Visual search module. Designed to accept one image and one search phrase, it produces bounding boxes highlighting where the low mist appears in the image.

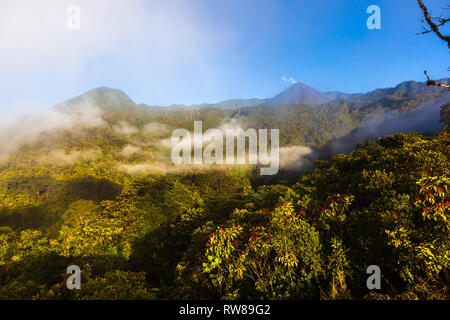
[318,94,449,158]
[0,101,105,160]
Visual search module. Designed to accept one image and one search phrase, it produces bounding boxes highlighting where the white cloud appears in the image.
[218,117,247,132]
[143,122,170,136]
[0,100,105,160]
[279,146,316,171]
[120,145,141,158]
[282,76,297,84]
[46,149,100,164]
[0,0,235,113]
[0,1,226,73]
[113,122,138,136]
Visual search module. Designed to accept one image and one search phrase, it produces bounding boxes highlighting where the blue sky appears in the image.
[0,0,449,118]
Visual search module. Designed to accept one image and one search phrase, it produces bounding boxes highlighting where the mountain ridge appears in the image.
[59,78,449,114]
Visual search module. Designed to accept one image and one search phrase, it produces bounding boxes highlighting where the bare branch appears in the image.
[416,16,450,35]
[424,70,450,90]
[417,0,450,48]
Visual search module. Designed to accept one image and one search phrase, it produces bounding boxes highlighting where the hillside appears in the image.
[0,128,448,300]
[49,78,450,147]
[1,78,447,182]
[0,79,448,300]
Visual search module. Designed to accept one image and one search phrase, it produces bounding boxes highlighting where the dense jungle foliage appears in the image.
[0,125,448,299]
[0,82,448,300]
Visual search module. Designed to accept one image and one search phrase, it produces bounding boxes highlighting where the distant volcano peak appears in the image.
[265,81,333,106]
[57,86,137,112]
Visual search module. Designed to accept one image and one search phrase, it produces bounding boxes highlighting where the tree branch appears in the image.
[417,0,450,48]
[417,16,450,35]
[424,70,450,90]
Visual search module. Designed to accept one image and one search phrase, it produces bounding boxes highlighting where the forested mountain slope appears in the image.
[0,80,448,300]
